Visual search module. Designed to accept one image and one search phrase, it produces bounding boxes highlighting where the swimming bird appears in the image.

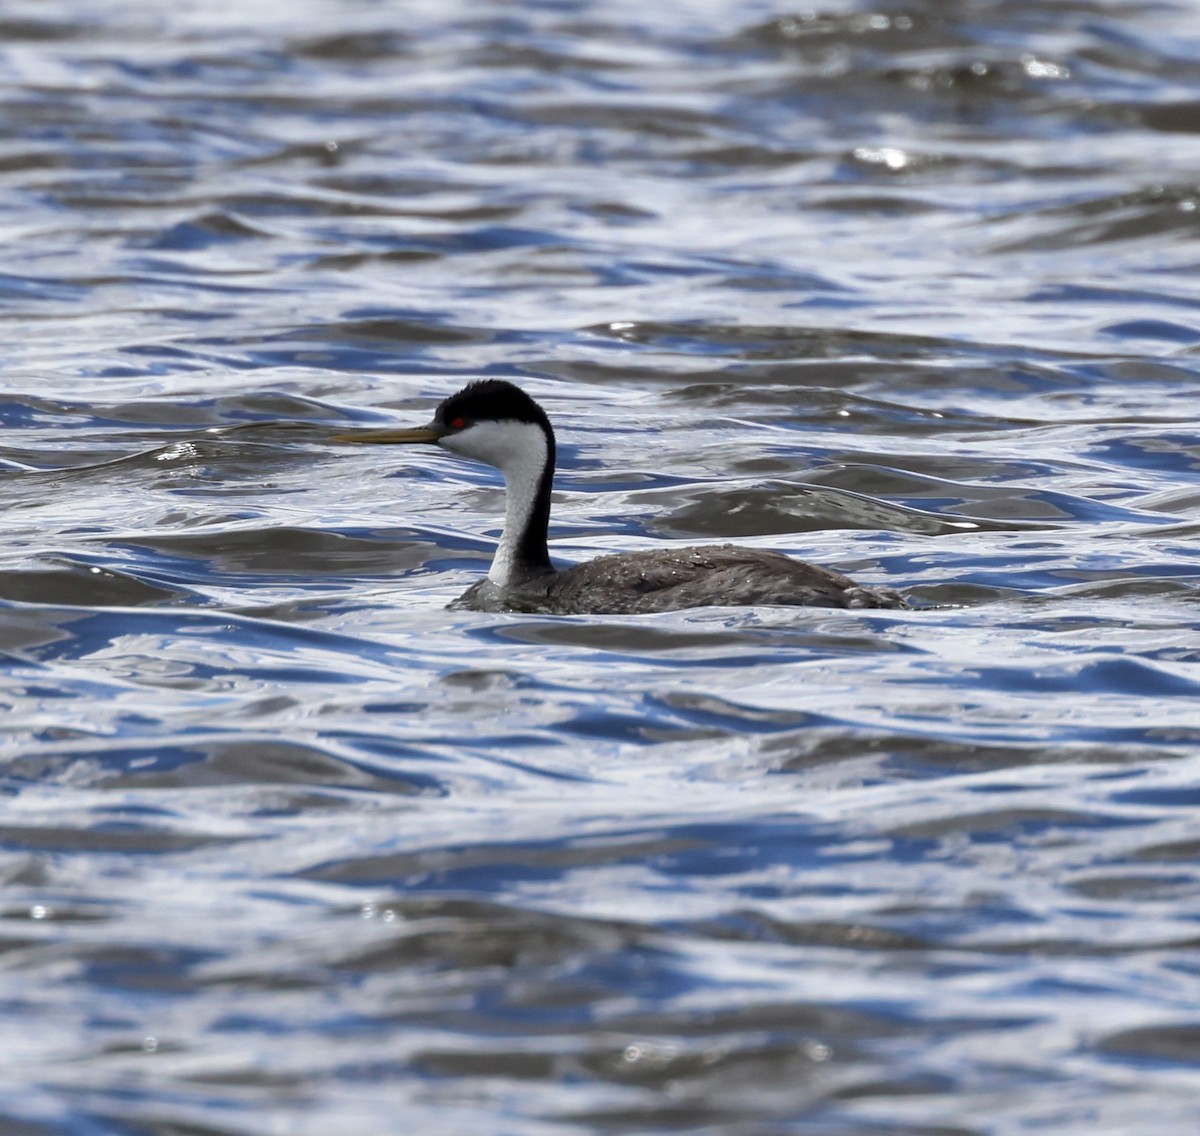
[335,380,903,614]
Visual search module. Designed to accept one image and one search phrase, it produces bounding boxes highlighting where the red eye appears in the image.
[448,416,466,429]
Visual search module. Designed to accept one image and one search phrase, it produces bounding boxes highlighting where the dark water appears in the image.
[2,1,1200,1132]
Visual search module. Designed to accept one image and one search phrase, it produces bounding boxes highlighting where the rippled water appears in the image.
[3,0,1200,1132]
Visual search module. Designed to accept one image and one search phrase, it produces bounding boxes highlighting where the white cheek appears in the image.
[440,421,545,473]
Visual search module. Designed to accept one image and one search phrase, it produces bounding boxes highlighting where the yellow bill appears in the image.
[331,425,445,445]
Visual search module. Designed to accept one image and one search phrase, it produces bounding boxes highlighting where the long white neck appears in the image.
[440,420,553,587]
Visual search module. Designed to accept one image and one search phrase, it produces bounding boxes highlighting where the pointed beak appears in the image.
[331,424,446,445]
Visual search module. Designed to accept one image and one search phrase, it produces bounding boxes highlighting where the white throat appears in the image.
[439,420,549,587]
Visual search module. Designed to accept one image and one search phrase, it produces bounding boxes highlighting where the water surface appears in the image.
[2,1,1200,1133]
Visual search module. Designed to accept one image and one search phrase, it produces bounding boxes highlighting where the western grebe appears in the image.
[335,380,903,614]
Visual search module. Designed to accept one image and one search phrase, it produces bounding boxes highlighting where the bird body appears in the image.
[336,380,903,614]
[457,544,895,614]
